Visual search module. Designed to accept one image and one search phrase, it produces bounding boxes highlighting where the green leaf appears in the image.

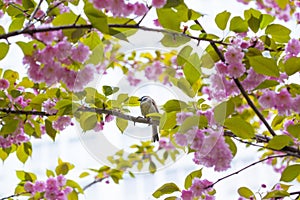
[52,11,86,26]
[45,119,57,141]
[275,0,289,9]
[67,191,79,200]
[0,148,9,161]
[214,100,235,124]
[152,183,180,198]
[29,94,48,111]
[116,117,128,133]
[80,112,98,131]
[224,117,255,139]
[177,78,196,97]
[248,15,261,33]
[184,169,202,189]
[102,85,119,96]
[284,57,300,76]
[149,161,156,173]
[188,9,202,20]
[254,80,279,90]
[54,99,73,116]
[229,16,248,33]
[16,170,37,182]
[22,0,35,9]
[9,16,25,32]
[225,136,237,157]
[287,124,300,139]
[263,190,290,199]
[177,45,193,66]
[1,119,19,135]
[16,41,43,56]
[156,1,189,31]
[248,56,279,77]
[265,24,291,43]
[184,53,201,85]
[16,143,31,164]
[215,10,231,30]
[238,187,255,198]
[3,69,19,83]
[79,172,90,178]
[46,169,55,177]
[163,100,188,112]
[179,116,200,133]
[159,112,177,130]
[66,179,84,194]
[266,135,293,150]
[260,14,275,29]
[280,164,300,182]
[0,42,9,60]
[271,115,285,130]
[84,2,109,34]
[160,34,190,47]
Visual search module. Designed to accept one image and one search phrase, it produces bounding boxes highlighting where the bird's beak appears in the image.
[138,98,142,101]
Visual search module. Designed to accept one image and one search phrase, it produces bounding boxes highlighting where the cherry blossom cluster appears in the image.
[93,114,115,131]
[158,137,175,151]
[23,30,95,92]
[175,126,232,171]
[24,175,72,200]
[91,0,167,17]
[181,178,215,200]
[258,88,300,116]
[237,0,300,22]
[0,122,29,149]
[285,38,300,60]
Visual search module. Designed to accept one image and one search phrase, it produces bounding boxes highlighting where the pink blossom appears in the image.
[174,133,188,146]
[134,3,148,16]
[153,19,161,27]
[190,129,205,150]
[152,0,167,8]
[227,62,246,78]
[0,10,4,18]
[94,121,105,131]
[258,90,276,109]
[190,178,214,199]
[215,62,228,74]
[71,43,90,63]
[53,116,72,131]
[73,64,95,92]
[158,138,175,151]
[145,61,163,81]
[61,68,77,91]
[275,88,292,115]
[57,175,66,187]
[286,38,300,57]
[34,181,46,192]
[43,99,58,115]
[0,78,9,90]
[105,114,114,122]
[242,67,266,91]
[24,182,35,193]
[181,190,193,200]
[292,95,300,113]
[127,71,141,86]
[224,46,244,65]
[176,112,193,124]
[193,129,232,171]
[41,62,62,86]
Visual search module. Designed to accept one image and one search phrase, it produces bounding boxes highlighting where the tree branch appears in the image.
[0,108,54,116]
[0,24,227,45]
[205,154,290,189]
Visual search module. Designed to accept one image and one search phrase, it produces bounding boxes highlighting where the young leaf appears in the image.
[184,169,202,189]
[116,117,128,133]
[229,16,248,33]
[224,117,255,139]
[266,135,293,150]
[152,183,180,198]
[280,164,300,182]
[177,45,193,66]
[238,187,255,198]
[214,100,235,124]
[0,42,9,60]
[215,10,231,30]
[248,56,280,77]
[265,24,291,43]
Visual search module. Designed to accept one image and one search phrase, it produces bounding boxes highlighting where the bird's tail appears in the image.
[152,125,159,142]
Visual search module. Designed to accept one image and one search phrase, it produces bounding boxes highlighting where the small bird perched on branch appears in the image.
[138,96,160,142]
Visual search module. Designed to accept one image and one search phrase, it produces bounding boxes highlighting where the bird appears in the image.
[138,96,160,142]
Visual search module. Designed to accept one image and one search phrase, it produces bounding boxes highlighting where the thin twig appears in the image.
[137,6,152,26]
[205,154,289,189]
[0,192,29,200]
[27,0,44,27]
[83,178,104,191]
